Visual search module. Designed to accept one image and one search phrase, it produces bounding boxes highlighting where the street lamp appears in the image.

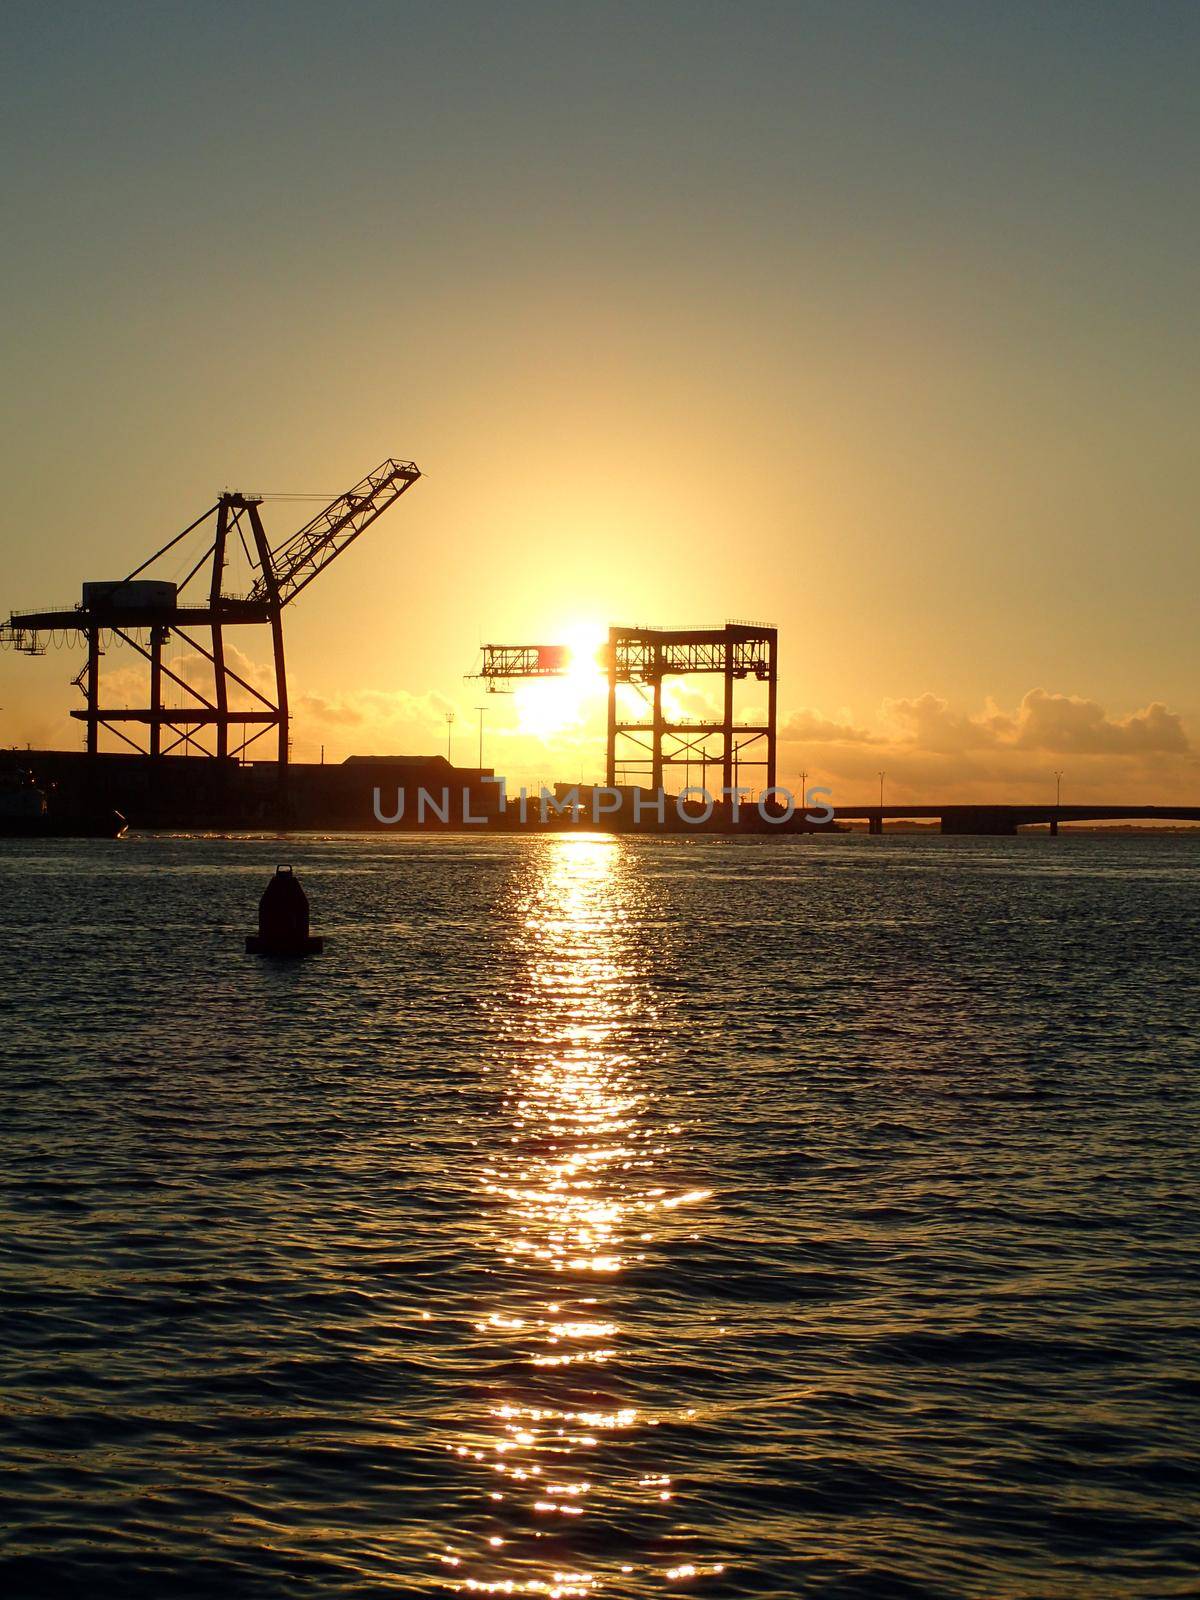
[445,709,456,763]
[475,705,488,771]
[1054,769,1063,808]
[878,770,886,808]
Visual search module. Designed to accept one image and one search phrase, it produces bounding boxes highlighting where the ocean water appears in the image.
[1,831,1198,1600]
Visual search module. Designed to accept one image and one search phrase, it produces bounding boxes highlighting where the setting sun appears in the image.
[514,621,608,740]
[562,620,609,687]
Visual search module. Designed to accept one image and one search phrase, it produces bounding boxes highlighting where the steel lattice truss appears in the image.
[475,622,779,793]
[249,460,419,607]
[1,460,420,772]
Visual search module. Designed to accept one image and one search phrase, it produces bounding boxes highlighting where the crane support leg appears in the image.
[211,498,229,760]
[247,502,288,787]
[651,673,664,794]
[722,643,734,796]
[271,607,288,772]
[149,626,164,757]
[767,632,778,789]
[86,628,100,757]
[605,627,617,787]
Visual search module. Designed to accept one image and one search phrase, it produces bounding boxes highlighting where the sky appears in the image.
[1,0,1197,802]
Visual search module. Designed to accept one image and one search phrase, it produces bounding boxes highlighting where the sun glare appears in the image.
[563,621,608,687]
[515,621,608,740]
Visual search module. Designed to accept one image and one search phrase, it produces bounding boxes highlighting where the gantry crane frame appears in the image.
[1,459,421,775]
[474,621,778,793]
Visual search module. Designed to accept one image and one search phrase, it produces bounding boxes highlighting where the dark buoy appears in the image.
[246,865,324,956]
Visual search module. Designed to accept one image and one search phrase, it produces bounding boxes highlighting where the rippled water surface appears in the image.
[2,832,1198,1599]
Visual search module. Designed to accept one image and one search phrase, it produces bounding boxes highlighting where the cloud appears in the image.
[297,688,455,735]
[1012,689,1189,754]
[781,708,878,744]
[875,689,1190,756]
[296,694,365,727]
[882,693,994,751]
[777,686,1196,804]
[89,639,276,710]
[664,682,720,721]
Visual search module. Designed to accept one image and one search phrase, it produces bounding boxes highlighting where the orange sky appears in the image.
[1,3,1196,804]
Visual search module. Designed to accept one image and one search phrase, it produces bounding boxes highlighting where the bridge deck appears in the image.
[834,805,1200,821]
[831,804,1199,834]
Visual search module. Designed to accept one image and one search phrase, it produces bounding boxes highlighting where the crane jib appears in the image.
[249,459,421,607]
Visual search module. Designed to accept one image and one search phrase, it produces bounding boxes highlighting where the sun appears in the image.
[514,620,608,740]
[562,620,608,688]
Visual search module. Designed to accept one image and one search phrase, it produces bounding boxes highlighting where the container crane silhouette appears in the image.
[471,622,778,793]
[0,459,420,777]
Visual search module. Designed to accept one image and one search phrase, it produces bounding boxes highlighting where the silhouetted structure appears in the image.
[2,748,1194,833]
[476,621,779,793]
[0,750,497,831]
[0,460,421,782]
[246,866,323,956]
[836,804,1200,835]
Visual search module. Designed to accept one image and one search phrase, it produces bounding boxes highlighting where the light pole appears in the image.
[1054,770,1063,808]
[445,710,456,763]
[878,770,886,808]
[475,705,487,771]
[800,768,808,810]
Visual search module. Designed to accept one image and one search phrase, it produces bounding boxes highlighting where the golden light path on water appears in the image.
[436,836,721,1596]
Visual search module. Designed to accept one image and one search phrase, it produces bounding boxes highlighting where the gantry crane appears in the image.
[0,459,420,777]
[473,622,778,792]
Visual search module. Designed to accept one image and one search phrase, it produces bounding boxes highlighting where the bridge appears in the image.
[832,804,1200,835]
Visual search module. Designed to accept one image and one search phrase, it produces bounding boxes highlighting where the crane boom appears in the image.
[249,458,421,607]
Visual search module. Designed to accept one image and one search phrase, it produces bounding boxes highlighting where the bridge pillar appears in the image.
[1049,814,1059,838]
[868,814,883,836]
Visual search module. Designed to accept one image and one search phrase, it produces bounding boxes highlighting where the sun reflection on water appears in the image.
[437,835,720,1595]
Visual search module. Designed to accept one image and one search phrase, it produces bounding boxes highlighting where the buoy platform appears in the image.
[246,865,325,957]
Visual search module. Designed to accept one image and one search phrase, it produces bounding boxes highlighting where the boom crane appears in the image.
[1,458,420,779]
